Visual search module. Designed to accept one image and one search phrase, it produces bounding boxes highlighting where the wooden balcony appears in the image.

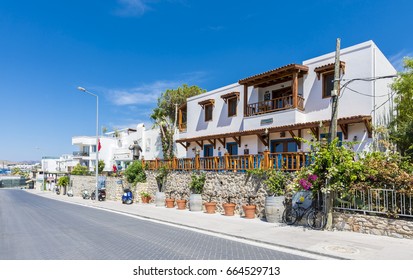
[143,151,310,172]
[246,95,304,116]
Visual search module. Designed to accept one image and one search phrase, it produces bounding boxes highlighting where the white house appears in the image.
[176,41,396,165]
[72,123,184,172]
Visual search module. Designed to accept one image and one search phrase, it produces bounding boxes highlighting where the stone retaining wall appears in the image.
[145,170,269,216]
[333,212,413,239]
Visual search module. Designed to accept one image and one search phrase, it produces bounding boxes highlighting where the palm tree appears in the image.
[150,107,174,160]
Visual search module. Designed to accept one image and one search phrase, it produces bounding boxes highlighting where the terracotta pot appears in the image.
[204,202,217,214]
[223,203,236,216]
[242,204,256,219]
[165,198,175,208]
[176,199,187,210]
[141,196,151,204]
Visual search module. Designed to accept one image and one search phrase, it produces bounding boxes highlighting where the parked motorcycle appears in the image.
[91,187,106,201]
[67,188,74,197]
[82,189,90,199]
[55,186,60,195]
[122,187,133,204]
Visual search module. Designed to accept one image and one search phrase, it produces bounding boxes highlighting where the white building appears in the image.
[72,123,179,172]
[176,41,396,163]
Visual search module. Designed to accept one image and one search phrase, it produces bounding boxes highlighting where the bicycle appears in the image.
[282,191,326,230]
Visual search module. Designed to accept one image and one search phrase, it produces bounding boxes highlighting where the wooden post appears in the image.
[155,158,159,169]
[263,150,270,170]
[243,85,248,117]
[173,157,178,170]
[224,153,229,170]
[248,155,253,170]
[195,154,200,170]
[292,72,298,108]
[214,156,219,171]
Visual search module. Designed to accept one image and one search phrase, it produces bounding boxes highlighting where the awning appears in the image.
[176,115,372,146]
[239,64,309,88]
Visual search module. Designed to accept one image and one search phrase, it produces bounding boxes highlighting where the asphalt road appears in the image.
[0,189,311,260]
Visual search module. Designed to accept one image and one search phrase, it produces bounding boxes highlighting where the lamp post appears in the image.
[77,86,99,202]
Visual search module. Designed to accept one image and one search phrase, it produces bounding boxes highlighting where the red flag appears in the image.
[98,139,102,151]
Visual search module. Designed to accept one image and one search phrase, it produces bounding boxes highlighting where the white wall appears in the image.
[185,83,244,138]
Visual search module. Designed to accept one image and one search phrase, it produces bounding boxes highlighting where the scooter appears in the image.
[91,188,106,201]
[122,187,133,204]
[67,188,74,197]
[82,189,90,199]
[55,186,60,195]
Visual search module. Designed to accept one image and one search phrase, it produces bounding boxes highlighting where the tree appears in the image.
[151,84,206,159]
[389,57,413,160]
[57,176,69,188]
[71,164,89,175]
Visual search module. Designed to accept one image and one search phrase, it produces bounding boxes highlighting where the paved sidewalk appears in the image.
[28,190,413,260]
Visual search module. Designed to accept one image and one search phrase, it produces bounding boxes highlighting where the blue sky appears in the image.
[1,0,412,162]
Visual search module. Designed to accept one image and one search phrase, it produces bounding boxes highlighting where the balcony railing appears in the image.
[73,151,89,157]
[246,95,304,116]
[143,151,310,172]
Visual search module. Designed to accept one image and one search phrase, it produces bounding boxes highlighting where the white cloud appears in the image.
[107,80,181,106]
[115,0,151,17]
[114,0,187,17]
[389,50,413,71]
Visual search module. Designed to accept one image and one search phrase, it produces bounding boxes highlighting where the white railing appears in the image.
[334,189,413,218]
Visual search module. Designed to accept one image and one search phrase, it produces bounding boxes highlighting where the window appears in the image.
[228,97,237,117]
[205,104,213,122]
[91,145,97,153]
[221,92,239,117]
[314,61,345,99]
[198,99,214,122]
[323,72,335,98]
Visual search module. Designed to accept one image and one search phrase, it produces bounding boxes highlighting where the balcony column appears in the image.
[292,72,298,108]
[243,84,248,117]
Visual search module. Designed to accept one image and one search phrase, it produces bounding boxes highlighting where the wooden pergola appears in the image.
[176,115,372,150]
[238,64,309,116]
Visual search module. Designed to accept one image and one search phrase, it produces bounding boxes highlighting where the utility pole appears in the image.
[329,38,341,142]
[325,38,341,230]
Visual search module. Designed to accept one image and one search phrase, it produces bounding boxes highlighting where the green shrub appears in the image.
[124,161,146,185]
[189,172,206,194]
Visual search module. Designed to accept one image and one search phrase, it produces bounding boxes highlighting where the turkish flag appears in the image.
[98,139,102,151]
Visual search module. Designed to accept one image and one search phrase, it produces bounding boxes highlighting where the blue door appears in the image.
[203,144,213,157]
[226,142,238,155]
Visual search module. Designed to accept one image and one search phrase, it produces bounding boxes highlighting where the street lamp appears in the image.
[77,86,99,202]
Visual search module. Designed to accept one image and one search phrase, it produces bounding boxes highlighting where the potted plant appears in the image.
[264,170,289,223]
[165,191,175,208]
[189,172,206,211]
[204,191,217,214]
[176,191,187,210]
[222,193,237,216]
[242,193,257,219]
[140,191,151,204]
[155,166,168,207]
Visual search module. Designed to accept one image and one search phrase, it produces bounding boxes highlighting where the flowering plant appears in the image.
[299,174,318,191]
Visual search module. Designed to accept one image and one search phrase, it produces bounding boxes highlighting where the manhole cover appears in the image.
[323,245,359,254]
